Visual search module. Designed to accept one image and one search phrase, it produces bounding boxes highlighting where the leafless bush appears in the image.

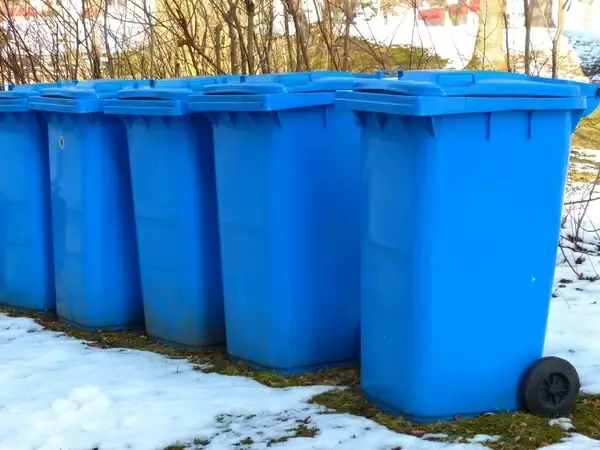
[560,177,600,281]
[0,0,454,84]
[0,0,595,85]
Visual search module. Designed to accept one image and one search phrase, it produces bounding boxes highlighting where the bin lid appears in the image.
[40,79,151,99]
[7,80,76,94]
[117,76,228,100]
[154,76,244,89]
[189,72,374,112]
[30,79,151,113]
[0,81,75,97]
[203,73,360,95]
[203,71,393,93]
[216,71,356,86]
[0,81,77,112]
[335,72,588,117]
[104,76,246,116]
[351,75,582,98]
[117,87,195,100]
[380,69,600,117]
[400,69,599,98]
[105,86,208,116]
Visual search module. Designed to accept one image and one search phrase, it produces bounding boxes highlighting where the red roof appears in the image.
[419,0,480,21]
[5,6,39,17]
[419,7,446,21]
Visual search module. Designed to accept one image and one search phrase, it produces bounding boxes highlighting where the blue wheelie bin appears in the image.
[103,76,239,348]
[29,79,150,330]
[0,81,75,311]
[335,70,600,422]
[187,71,375,374]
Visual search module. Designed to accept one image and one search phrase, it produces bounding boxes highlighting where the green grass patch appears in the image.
[569,148,600,183]
[569,107,600,183]
[164,438,211,450]
[573,107,600,150]
[265,419,319,447]
[312,387,574,449]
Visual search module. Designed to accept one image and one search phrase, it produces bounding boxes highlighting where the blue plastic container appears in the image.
[335,70,600,422]
[0,81,75,311]
[103,76,237,348]
[29,79,150,330]
[187,71,374,373]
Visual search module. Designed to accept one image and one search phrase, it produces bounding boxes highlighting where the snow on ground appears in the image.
[466,435,501,444]
[4,177,600,449]
[550,418,575,431]
[0,314,493,450]
[545,182,600,394]
[545,434,600,450]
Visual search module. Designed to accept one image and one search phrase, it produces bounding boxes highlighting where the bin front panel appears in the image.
[0,111,55,310]
[212,106,360,372]
[48,113,143,329]
[123,114,224,347]
[359,107,574,421]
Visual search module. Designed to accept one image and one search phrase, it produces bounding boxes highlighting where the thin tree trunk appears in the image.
[103,0,114,77]
[245,0,255,74]
[283,0,310,70]
[524,0,532,74]
[503,10,511,71]
[468,0,507,70]
[341,1,355,71]
[228,21,239,72]
[552,0,566,78]
[530,0,555,27]
[283,12,294,70]
[215,24,223,73]
[145,0,156,78]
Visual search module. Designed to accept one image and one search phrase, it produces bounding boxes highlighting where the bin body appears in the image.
[335,71,598,422]
[189,74,366,373]
[30,80,147,330]
[0,83,72,310]
[104,82,228,348]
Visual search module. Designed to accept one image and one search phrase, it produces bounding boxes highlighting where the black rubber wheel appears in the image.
[520,356,580,416]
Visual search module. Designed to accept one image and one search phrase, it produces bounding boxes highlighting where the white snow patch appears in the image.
[422,433,449,440]
[467,434,501,444]
[545,182,600,395]
[0,314,490,450]
[550,418,575,431]
[544,433,600,449]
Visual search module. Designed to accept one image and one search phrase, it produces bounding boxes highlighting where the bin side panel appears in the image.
[125,115,224,347]
[215,107,360,372]
[302,106,361,367]
[360,114,427,412]
[213,112,277,367]
[48,113,143,330]
[361,109,572,421]
[0,112,55,310]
